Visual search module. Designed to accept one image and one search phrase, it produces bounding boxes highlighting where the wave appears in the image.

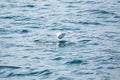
[0,66,21,69]
[61,19,103,25]
[1,69,52,78]
[65,60,87,65]
[86,9,115,15]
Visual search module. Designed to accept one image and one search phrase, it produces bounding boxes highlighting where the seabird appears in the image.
[56,32,66,39]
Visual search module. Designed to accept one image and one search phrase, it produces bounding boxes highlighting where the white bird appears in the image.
[56,32,66,39]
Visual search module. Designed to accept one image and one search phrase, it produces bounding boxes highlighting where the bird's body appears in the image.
[56,32,66,39]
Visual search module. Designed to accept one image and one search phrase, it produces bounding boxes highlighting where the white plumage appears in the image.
[56,32,66,39]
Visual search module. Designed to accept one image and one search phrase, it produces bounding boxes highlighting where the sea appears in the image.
[0,0,120,80]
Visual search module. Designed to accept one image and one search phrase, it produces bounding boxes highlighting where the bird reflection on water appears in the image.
[57,40,75,48]
[34,39,75,48]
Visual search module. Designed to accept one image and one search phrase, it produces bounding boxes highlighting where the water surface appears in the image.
[0,0,120,80]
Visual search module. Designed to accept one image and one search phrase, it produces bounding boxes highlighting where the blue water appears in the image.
[0,0,120,80]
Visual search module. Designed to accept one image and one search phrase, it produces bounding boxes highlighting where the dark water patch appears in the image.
[32,57,40,59]
[51,22,62,26]
[88,42,99,46]
[22,5,35,8]
[56,76,73,80]
[0,28,10,35]
[118,1,120,3]
[50,27,80,31]
[15,17,31,21]
[0,16,20,19]
[61,19,103,25]
[78,40,91,44]
[0,28,19,35]
[107,66,115,69]
[64,1,83,4]
[58,40,68,48]
[52,57,63,61]
[0,66,21,69]
[74,70,94,75]
[34,39,40,43]
[77,21,102,25]
[0,28,23,35]
[105,31,120,34]
[11,22,39,25]
[34,39,75,48]
[0,36,13,39]
[22,56,29,58]
[20,29,29,34]
[6,72,15,77]
[34,39,46,45]
[75,14,82,17]
[0,15,32,21]
[26,26,40,29]
[95,71,111,75]
[49,13,61,16]
[38,69,52,76]
[0,16,14,19]
[84,1,102,4]
[115,39,120,42]
[0,71,5,75]
[114,15,120,18]
[40,7,49,10]
[93,66,103,70]
[102,49,120,53]
[116,67,120,69]
[6,69,52,77]
[0,4,6,8]
[47,34,52,37]
[103,20,118,23]
[44,4,51,7]
[25,48,45,51]
[34,39,56,44]
[66,5,79,8]
[65,60,86,65]
[0,54,14,57]
[97,16,109,19]
[58,40,75,48]
[87,9,115,15]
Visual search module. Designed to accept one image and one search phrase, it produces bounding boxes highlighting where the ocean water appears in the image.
[0,0,120,80]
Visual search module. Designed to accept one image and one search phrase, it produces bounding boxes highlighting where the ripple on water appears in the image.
[56,76,73,80]
[0,28,22,35]
[0,66,21,69]
[61,19,103,26]
[52,57,63,61]
[78,40,91,44]
[73,70,94,75]
[3,69,52,78]
[20,29,29,34]
[0,28,10,35]
[22,5,35,8]
[114,15,120,18]
[65,60,87,65]
[87,9,116,15]
[0,0,120,80]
